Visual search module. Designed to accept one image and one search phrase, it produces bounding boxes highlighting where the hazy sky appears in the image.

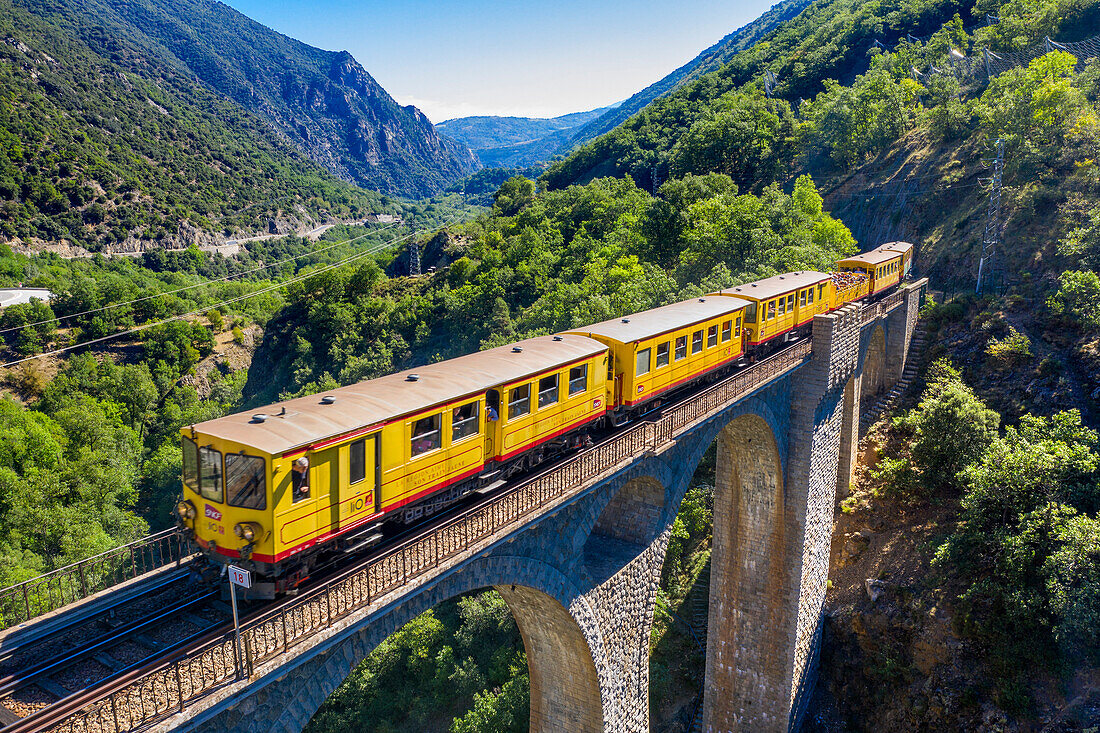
[222,0,776,123]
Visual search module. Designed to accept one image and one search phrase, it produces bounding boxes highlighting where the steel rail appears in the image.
[0,589,219,701]
[7,339,814,733]
[0,530,190,632]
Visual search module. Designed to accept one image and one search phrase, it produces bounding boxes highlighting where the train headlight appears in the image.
[176,500,197,521]
[234,522,260,543]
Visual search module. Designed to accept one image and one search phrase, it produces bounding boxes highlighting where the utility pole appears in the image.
[976,138,1005,296]
[409,239,420,276]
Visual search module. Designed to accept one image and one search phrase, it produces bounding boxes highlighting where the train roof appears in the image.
[879,241,914,254]
[709,271,830,302]
[836,247,906,267]
[565,296,751,344]
[190,334,607,455]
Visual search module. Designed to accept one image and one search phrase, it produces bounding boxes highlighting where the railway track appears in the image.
[0,332,837,733]
[0,570,227,729]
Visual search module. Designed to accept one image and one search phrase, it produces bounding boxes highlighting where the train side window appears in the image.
[692,330,704,354]
[349,439,366,484]
[744,302,757,323]
[411,414,442,456]
[655,342,670,368]
[767,300,776,320]
[226,453,266,510]
[721,320,731,342]
[808,288,815,304]
[291,456,310,502]
[799,290,806,307]
[735,316,742,338]
[787,294,794,312]
[508,385,531,420]
[568,364,588,395]
[636,347,651,376]
[777,297,785,316]
[199,446,223,503]
[182,437,199,495]
[674,335,688,360]
[707,324,718,347]
[452,402,480,441]
[538,375,559,408]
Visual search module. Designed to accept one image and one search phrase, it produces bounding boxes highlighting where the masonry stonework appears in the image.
[154,287,925,733]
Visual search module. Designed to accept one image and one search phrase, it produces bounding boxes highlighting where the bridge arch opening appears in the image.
[862,324,886,400]
[583,475,666,581]
[305,585,603,733]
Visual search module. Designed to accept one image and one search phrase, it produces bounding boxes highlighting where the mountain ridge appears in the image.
[30,0,478,197]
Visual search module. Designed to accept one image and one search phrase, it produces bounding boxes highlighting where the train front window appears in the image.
[411,414,442,456]
[655,342,670,368]
[452,402,480,441]
[350,439,366,484]
[636,348,651,376]
[182,437,199,495]
[508,385,531,420]
[198,446,223,503]
[538,375,559,408]
[569,364,588,395]
[226,453,266,510]
[692,330,703,354]
[674,335,687,360]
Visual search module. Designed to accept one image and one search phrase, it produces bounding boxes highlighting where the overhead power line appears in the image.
[0,221,403,336]
[0,218,458,369]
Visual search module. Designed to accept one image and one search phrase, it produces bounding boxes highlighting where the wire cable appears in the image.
[0,220,405,335]
[0,217,457,369]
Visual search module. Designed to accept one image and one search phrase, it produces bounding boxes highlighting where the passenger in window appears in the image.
[487,404,498,421]
[292,457,310,501]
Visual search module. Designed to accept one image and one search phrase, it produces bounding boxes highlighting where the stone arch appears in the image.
[209,556,609,733]
[582,475,667,583]
[497,585,604,732]
[703,412,793,731]
[862,324,886,400]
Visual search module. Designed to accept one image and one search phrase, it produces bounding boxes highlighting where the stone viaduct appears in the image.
[138,280,925,733]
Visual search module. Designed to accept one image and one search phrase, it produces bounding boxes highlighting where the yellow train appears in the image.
[176,241,914,595]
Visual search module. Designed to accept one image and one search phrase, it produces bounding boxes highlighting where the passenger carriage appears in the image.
[565,296,750,423]
[178,334,608,595]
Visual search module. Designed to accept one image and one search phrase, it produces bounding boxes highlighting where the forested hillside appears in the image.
[436,107,612,168]
[1,0,1100,727]
[559,0,814,154]
[0,0,404,252]
[27,0,478,197]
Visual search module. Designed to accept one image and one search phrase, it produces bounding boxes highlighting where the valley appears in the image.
[0,0,1098,730]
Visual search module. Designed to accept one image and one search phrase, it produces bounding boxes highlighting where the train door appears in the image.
[341,434,378,529]
[311,445,339,537]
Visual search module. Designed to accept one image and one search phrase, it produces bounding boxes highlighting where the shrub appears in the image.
[985,327,1032,367]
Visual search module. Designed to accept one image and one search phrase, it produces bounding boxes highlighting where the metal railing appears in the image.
[37,342,814,733]
[0,528,188,632]
[860,289,906,324]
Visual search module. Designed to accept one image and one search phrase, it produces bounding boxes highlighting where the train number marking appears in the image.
[205,521,225,536]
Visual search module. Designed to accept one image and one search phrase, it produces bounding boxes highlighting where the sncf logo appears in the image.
[204,504,222,521]
[592,398,602,409]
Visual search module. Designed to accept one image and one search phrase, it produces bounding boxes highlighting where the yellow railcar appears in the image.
[565,296,749,419]
[178,335,607,594]
[836,245,906,296]
[710,271,833,347]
